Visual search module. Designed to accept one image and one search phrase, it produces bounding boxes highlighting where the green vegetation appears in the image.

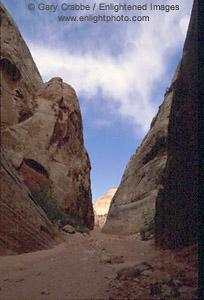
[164,80,177,97]
[155,167,165,185]
[139,209,155,241]
[31,189,67,225]
[75,224,90,235]
[164,86,171,97]
[31,188,89,233]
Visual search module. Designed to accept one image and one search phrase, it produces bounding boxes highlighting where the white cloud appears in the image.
[179,17,191,36]
[27,0,193,136]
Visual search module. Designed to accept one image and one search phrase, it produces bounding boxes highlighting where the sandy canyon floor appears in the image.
[0,229,198,299]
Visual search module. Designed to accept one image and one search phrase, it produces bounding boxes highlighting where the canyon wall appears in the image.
[103,0,198,249]
[155,0,198,249]
[102,63,180,234]
[0,152,59,255]
[0,3,94,254]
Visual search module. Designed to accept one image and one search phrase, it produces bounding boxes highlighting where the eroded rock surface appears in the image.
[102,65,180,234]
[0,3,43,128]
[1,1,94,257]
[0,152,59,255]
[2,77,94,229]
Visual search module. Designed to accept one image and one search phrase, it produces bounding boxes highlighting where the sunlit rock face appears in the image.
[0,1,94,256]
[2,77,94,230]
[0,3,43,128]
[94,188,117,228]
[155,0,198,249]
[102,59,181,235]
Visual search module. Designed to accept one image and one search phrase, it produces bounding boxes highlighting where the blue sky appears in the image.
[2,0,194,203]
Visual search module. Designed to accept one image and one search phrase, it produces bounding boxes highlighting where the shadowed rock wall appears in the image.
[102,64,180,234]
[155,0,198,249]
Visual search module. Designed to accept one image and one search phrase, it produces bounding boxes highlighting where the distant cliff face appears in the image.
[0,1,94,255]
[94,188,117,228]
[102,65,180,234]
[155,0,198,249]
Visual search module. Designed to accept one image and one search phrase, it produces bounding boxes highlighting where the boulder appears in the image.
[63,225,76,234]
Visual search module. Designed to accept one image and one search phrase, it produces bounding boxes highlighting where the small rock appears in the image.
[172,279,182,287]
[15,278,24,283]
[142,270,154,276]
[179,285,193,293]
[133,278,140,283]
[150,282,162,296]
[140,276,157,286]
[145,231,151,239]
[161,284,172,297]
[135,262,153,273]
[116,267,140,280]
[62,225,76,234]
[87,250,97,256]
[153,262,164,270]
[100,254,112,264]
[100,254,124,264]
[41,289,50,295]
[154,270,172,283]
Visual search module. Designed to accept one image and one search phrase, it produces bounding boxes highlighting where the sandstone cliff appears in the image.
[155,0,198,249]
[94,188,117,228]
[2,77,94,229]
[0,3,43,128]
[0,152,59,255]
[102,63,180,234]
[0,2,94,255]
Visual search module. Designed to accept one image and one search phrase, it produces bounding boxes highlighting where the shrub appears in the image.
[139,209,155,240]
[139,227,148,240]
[75,224,90,235]
[31,188,89,232]
[142,209,155,230]
[31,188,65,224]
[155,167,164,185]
[164,87,171,97]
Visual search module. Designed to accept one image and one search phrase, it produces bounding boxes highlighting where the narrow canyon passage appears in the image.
[0,229,198,299]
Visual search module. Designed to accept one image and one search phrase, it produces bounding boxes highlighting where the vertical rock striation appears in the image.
[155,0,198,249]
